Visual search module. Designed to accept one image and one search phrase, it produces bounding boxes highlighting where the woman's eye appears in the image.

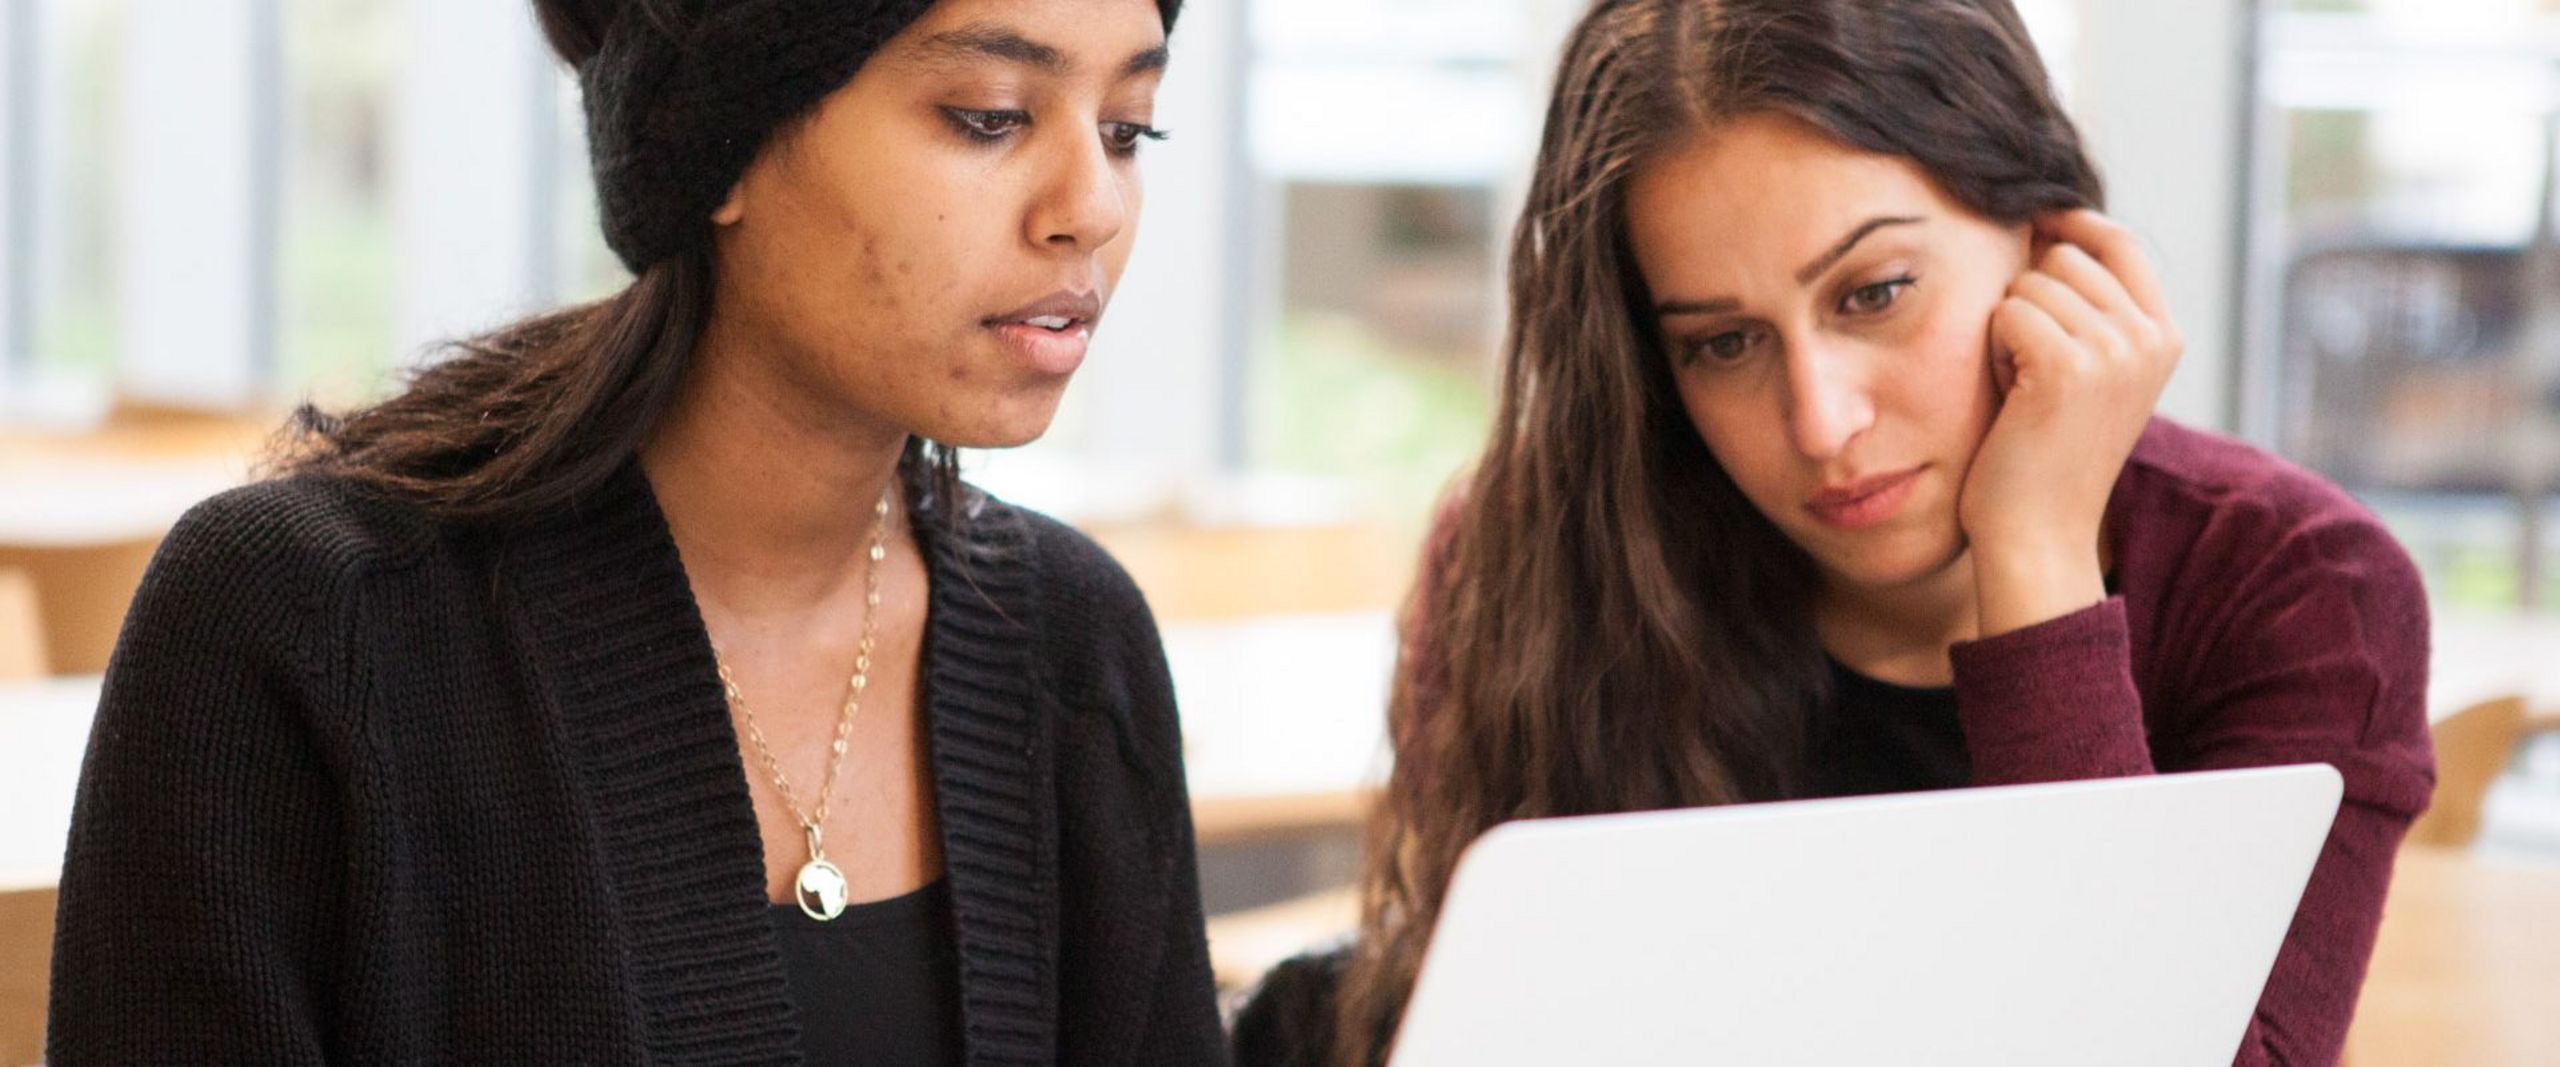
[1688,328,1758,366]
[1841,277,1914,316]
[943,108,1029,142]
[1103,122,1170,156]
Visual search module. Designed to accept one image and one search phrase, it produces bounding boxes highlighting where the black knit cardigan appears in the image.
[46,463,1229,1066]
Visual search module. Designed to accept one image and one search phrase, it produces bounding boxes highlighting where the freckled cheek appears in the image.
[832,221,951,331]
[824,232,896,312]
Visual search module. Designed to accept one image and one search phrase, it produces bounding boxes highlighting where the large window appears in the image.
[1235,0,1536,517]
[2,0,122,412]
[2245,0,2560,609]
[278,0,394,405]
[0,0,600,416]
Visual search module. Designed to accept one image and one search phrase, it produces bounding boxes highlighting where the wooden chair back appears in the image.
[2407,695,2528,848]
[0,539,161,677]
[0,887,53,1067]
[0,569,44,681]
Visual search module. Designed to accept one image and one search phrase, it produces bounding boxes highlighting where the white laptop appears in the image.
[1388,764,2343,1067]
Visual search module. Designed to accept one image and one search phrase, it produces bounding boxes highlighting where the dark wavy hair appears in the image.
[1332,0,2104,1061]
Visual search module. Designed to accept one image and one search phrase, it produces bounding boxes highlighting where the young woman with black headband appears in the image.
[46,1,1224,1063]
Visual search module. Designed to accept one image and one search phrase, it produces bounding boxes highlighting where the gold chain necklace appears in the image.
[713,484,892,922]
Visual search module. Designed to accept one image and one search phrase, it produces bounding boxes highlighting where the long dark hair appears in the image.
[275,0,960,521]
[1333,0,2104,1060]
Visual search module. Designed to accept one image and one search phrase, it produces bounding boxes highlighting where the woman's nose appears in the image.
[1784,343,1877,461]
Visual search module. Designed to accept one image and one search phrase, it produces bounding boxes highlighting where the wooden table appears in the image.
[0,459,239,547]
[0,408,266,544]
[1161,612,1394,844]
[2344,845,2560,1066]
[0,456,246,675]
[0,677,100,893]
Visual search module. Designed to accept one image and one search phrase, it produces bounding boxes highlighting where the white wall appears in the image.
[0,0,26,384]
[2070,0,2249,432]
[390,0,548,365]
[116,0,266,407]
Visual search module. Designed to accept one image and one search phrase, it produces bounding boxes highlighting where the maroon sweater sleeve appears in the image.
[1946,599,2154,782]
[1949,510,2433,1066]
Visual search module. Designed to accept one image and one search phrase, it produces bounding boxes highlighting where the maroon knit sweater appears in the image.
[1396,418,2434,1067]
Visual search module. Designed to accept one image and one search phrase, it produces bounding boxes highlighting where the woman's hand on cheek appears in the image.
[1960,209,2183,636]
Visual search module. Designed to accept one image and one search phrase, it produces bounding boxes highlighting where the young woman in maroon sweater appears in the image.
[1232,1,2435,1065]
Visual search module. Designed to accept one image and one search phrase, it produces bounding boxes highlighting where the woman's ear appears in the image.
[711,180,746,226]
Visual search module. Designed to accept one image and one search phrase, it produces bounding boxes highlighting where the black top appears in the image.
[1804,661,1971,797]
[768,879,963,1066]
[48,464,1229,1066]
[1802,570,2130,797]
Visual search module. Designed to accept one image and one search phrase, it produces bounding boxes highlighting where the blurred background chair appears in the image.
[2344,692,2560,1066]
[2410,695,2560,849]
[0,570,45,682]
[0,539,160,678]
[0,886,53,1066]
[0,402,264,680]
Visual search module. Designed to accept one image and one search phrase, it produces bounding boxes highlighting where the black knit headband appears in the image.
[580,0,1182,273]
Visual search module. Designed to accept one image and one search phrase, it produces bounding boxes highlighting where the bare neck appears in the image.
[640,319,911,623]
[1813,552,1980,689]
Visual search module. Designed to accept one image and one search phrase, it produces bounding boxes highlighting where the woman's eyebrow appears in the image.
[1120,45,1172,78]
[913,26,1066,72]
[1656,215,1927,317]
[908,24,1170,80]
[1656,296,1741,318]
[1794,216,1923,284]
